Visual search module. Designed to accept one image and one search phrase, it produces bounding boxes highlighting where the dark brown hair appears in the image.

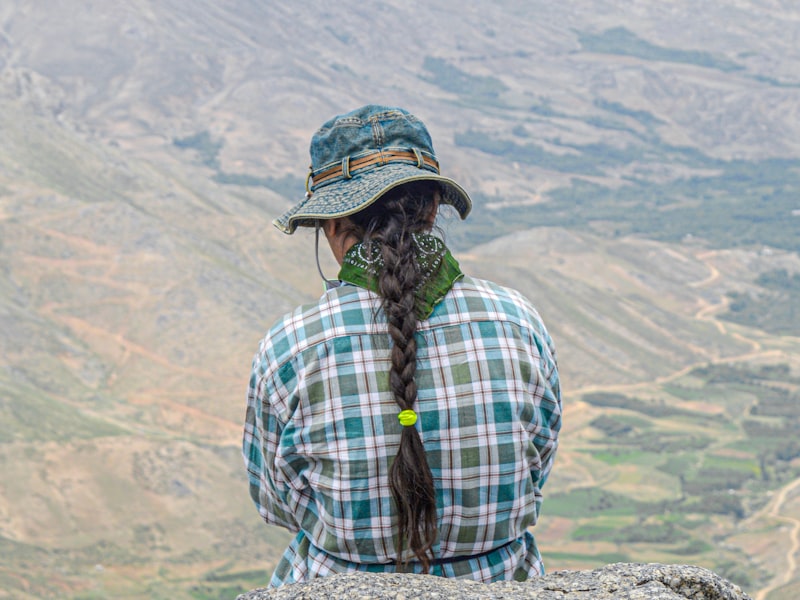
[346,181,440,571]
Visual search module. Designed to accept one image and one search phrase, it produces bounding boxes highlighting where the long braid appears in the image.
[347,182,439,571]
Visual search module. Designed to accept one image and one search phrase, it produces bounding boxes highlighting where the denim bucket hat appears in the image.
[273,105,472,234]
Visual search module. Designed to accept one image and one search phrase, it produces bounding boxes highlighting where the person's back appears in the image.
[243,105,561,587]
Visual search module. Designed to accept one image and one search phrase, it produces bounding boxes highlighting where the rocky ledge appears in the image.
[238,562,752,600]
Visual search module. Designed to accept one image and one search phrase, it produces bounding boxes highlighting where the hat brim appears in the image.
[272,163,472,234]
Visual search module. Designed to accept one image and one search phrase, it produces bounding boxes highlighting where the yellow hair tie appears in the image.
[398,409,417,427]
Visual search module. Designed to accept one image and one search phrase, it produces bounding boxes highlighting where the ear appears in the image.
[322,218,340,240]
[321,218,355,266]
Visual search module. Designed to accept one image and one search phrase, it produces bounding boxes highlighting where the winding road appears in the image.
[751,477,800,600]
[571,248,800,599]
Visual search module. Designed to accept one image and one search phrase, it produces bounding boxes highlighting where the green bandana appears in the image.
[338,233,463,319]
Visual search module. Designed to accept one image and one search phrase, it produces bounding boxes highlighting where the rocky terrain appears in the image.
[238,563,751,600]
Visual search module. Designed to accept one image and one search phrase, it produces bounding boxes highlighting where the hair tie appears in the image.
[398,409,417,427]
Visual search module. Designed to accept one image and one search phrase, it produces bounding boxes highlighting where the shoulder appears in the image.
[457,275,533,306]
[432,275,548,332]
[257,284,381,373]
[450,275,559,366]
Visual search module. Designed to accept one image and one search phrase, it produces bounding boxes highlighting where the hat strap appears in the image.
[311,149,439,189]
[314,221,342,291]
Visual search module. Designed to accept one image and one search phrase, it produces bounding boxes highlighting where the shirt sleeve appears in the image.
[534,326,561,490]
[242,346,300,532]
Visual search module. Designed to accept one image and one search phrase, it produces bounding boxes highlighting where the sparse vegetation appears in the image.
[573,520,689,545]
[578,27,744,73]
[548,488,644,517]
[173,131,222,170]
[681,468,754,495]
[421,56,508,103]
[722,269,800,334]
[0,380,125,442]
[593,99,665,129]
[188,568,269,600]
[667,538,714,555]
[174,132,303,198]
[582,392,703,420]
[212,172,304,199]
[449,148,800,253]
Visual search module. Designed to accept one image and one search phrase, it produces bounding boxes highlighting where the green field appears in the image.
[538,362,800,591]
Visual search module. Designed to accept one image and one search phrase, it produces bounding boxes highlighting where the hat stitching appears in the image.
[329,116,362,128]
[371,116,383,146]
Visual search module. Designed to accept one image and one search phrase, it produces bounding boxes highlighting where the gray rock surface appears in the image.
[238,563,752,600]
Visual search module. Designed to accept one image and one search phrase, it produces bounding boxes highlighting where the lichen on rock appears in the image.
[238,562,752,600]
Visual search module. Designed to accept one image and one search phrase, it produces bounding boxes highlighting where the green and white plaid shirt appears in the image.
[243,275,561,586]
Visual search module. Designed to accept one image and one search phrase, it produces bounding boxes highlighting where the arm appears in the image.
[535,343,561,489]
[242,348,300,532]
[528,326,562,492]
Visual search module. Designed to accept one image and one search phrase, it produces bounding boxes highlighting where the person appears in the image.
[242,105,561,587]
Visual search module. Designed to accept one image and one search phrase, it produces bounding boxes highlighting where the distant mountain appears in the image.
[1,2,799,598]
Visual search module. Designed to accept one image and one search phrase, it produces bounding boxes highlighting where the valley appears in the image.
[1,2,799,598]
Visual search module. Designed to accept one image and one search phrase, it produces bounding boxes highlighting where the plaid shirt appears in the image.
[243,275,561,586]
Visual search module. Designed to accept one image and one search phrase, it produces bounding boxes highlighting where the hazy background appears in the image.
[1,1,799,598]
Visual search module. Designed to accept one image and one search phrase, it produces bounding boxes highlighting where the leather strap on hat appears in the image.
[310,149,439,190]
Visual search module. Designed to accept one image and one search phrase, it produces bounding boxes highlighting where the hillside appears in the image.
[1,2,799,599]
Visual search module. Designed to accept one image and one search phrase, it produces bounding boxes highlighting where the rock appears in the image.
[237,563,752,600]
